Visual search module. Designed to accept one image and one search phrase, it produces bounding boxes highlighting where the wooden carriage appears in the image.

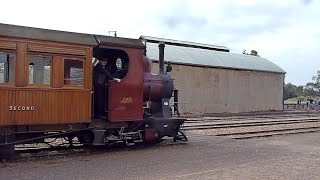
[0,23,145,132]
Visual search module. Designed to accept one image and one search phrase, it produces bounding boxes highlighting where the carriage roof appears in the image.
[0,23,144,49]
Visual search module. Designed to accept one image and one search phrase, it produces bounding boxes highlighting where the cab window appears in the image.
[93,48,129,79]
[28,55,51,85]
[0,52,15,84]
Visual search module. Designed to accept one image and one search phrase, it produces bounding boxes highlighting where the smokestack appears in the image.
[158,42,165,74]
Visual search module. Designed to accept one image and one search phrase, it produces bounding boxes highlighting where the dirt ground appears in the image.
[1,132,320,180]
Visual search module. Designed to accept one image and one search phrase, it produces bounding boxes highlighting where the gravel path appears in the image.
[1,133,320,179]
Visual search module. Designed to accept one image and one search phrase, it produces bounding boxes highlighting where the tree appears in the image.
[312,70,320,83]
[301,70,320,97]
[284,83,299,100]
[296,85,304,96]
[304,82,318,97]
[284,70,320,100]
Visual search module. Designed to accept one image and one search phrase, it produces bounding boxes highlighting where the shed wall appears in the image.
[151,62,284,114]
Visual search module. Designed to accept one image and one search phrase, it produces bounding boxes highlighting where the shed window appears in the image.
[0,52,14,83]
[64,59,83,85]
[28,55,51,85]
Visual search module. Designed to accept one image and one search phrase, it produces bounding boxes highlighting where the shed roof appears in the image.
[144,39,285,74]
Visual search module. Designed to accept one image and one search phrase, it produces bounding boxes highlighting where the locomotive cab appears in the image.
[91,38,144,122]
[92,48,130,120]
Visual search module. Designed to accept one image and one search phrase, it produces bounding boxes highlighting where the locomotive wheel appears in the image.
[0,144,15,158]
[77,131,94,146]
[144,129,160,145]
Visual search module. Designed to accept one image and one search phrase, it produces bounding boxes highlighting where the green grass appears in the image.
[284,98,299,103]
[284,96,320,103]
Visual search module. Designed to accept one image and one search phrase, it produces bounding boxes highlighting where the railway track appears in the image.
[185,113,320,123]
[183,117,320,130]
[4,113,320,162]
[216,127,320,139]
[184,113,320,139]
[2,138,186,162]
[0,140,89,163]
[3,143,141,163]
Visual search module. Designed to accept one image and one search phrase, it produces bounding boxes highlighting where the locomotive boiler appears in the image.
[0,23,187,157]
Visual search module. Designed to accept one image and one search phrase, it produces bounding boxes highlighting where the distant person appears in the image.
[310,98,315,110]
[311,98,314,104]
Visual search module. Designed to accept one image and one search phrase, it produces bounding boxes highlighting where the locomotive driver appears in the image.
[93,57,121,119]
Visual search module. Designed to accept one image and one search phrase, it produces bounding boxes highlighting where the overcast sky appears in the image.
[0,0,319,85]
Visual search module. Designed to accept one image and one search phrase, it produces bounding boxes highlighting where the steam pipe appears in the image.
[158,42,165,74]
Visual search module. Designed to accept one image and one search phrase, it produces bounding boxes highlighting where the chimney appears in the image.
[158,42,165,74]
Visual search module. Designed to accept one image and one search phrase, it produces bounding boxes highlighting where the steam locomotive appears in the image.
[0,23,187,157]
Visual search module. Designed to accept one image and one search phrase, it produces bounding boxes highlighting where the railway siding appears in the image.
[184,113,320,139]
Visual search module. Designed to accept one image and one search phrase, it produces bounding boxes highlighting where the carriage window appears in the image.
[64,59,83,85]
[28,55,51,85]
[0,52,14,83]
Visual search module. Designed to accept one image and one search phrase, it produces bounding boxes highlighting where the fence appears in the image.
[283,102,318,111]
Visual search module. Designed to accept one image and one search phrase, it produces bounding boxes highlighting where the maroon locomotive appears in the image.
[0,23,186,157]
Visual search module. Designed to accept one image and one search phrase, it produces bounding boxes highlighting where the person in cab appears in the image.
[93,57,120,119]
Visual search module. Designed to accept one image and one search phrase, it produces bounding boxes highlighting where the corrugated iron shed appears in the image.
[141,36,285,74]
